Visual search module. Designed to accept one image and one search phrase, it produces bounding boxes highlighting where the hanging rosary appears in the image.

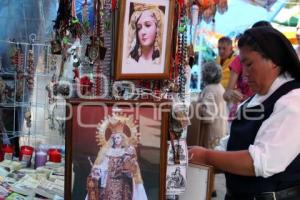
[27,34,36,92]
[101,0,113,98]
[92,0,107,96]
[10,42,24,102]
[177,7,188,102]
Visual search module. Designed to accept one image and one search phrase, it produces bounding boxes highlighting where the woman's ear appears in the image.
[268,60,281,75]
[273,64,279,69]
[270,60,279,69]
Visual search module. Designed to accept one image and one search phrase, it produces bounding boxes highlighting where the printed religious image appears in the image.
[86,114,147,200]
[166,165,186,195]
[167,139,187,165]
[66,100,168,200]
[115,0,175,79]
[125,2,165,66]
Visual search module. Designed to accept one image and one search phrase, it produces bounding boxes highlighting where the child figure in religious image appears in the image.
[86,120,147,200]
[127,3,164,65]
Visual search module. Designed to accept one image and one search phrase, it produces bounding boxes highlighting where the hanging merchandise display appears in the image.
[51,0,116,98]
[92,0,112,98]
[9,43,24,103]
[52,0,82,96]
[0,2,69,199]
[101,0,113,98]
[92,0,104,96]
[26,48,34,91]
[185,0,228,24]
[177,7,188,101]
[44,0,227,199]
[50,0,199,103]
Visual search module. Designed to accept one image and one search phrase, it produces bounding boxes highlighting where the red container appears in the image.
[19,146,34,167]
[48,148,61,163]
[3,144,13,160]
[0,145,4,161]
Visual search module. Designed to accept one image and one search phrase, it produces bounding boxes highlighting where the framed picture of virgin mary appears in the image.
[115,0,175,80]
[65,99,170,200]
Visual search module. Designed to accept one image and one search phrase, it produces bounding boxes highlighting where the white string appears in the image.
[277,0,300,5]
[0,39,50,47]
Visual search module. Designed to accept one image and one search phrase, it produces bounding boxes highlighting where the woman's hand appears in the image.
[189,147,255,176]
[223,89,244,103]
[188,146,208,164]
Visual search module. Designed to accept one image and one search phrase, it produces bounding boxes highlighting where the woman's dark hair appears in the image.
[218,36,232,46]
[238,27,300,81]
[130,14,142,62]
[152,48,160,60]
[129,12,160,62]
[238,32,268,59]
[238,21,273,59]
[130,40,140,62]
[252,20,272,28]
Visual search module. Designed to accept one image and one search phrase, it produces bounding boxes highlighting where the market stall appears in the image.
[0,0,293,199]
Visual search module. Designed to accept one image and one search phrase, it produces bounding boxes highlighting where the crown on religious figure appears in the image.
[134,3,158,11]
[96,114,139,147]
[108,121,124,133]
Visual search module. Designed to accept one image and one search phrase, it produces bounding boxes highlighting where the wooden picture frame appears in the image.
[179,162,214,200]
[115,0,175,80]
[65,99,170,200]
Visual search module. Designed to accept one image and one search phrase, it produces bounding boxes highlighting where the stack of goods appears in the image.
[0,144,65,199]
[0,160,64,199]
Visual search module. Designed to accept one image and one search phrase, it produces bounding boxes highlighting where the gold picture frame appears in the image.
[115,0,175,80]
[65,99,170,200]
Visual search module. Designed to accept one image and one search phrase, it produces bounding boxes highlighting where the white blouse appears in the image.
[215,74,300,178]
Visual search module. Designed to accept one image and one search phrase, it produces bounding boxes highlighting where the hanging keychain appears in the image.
[102,0,113,98]
[9,41,25,102]
[170,131,181,165]
[92,0,106,96]
[26,34,36,92]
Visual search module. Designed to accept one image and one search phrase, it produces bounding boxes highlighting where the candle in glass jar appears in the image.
[48,148,61,163]
[34,149,47,168]
[20,146,34,167]
[3,144,13,160]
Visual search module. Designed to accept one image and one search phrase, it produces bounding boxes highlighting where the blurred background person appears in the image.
[216,37,235,89]
[296,21,300,59]
[189,27,300,200]
[197,61,227,150]
[196,61,228,197]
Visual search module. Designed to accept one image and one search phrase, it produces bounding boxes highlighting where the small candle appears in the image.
[48,148,61,163]
[34,149,47,168]
[20,146,34,167]
[3,144,13,160]
[191,4,199,26]
[0,145,4,161]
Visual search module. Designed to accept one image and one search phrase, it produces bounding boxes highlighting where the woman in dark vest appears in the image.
[189,27,300,200]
